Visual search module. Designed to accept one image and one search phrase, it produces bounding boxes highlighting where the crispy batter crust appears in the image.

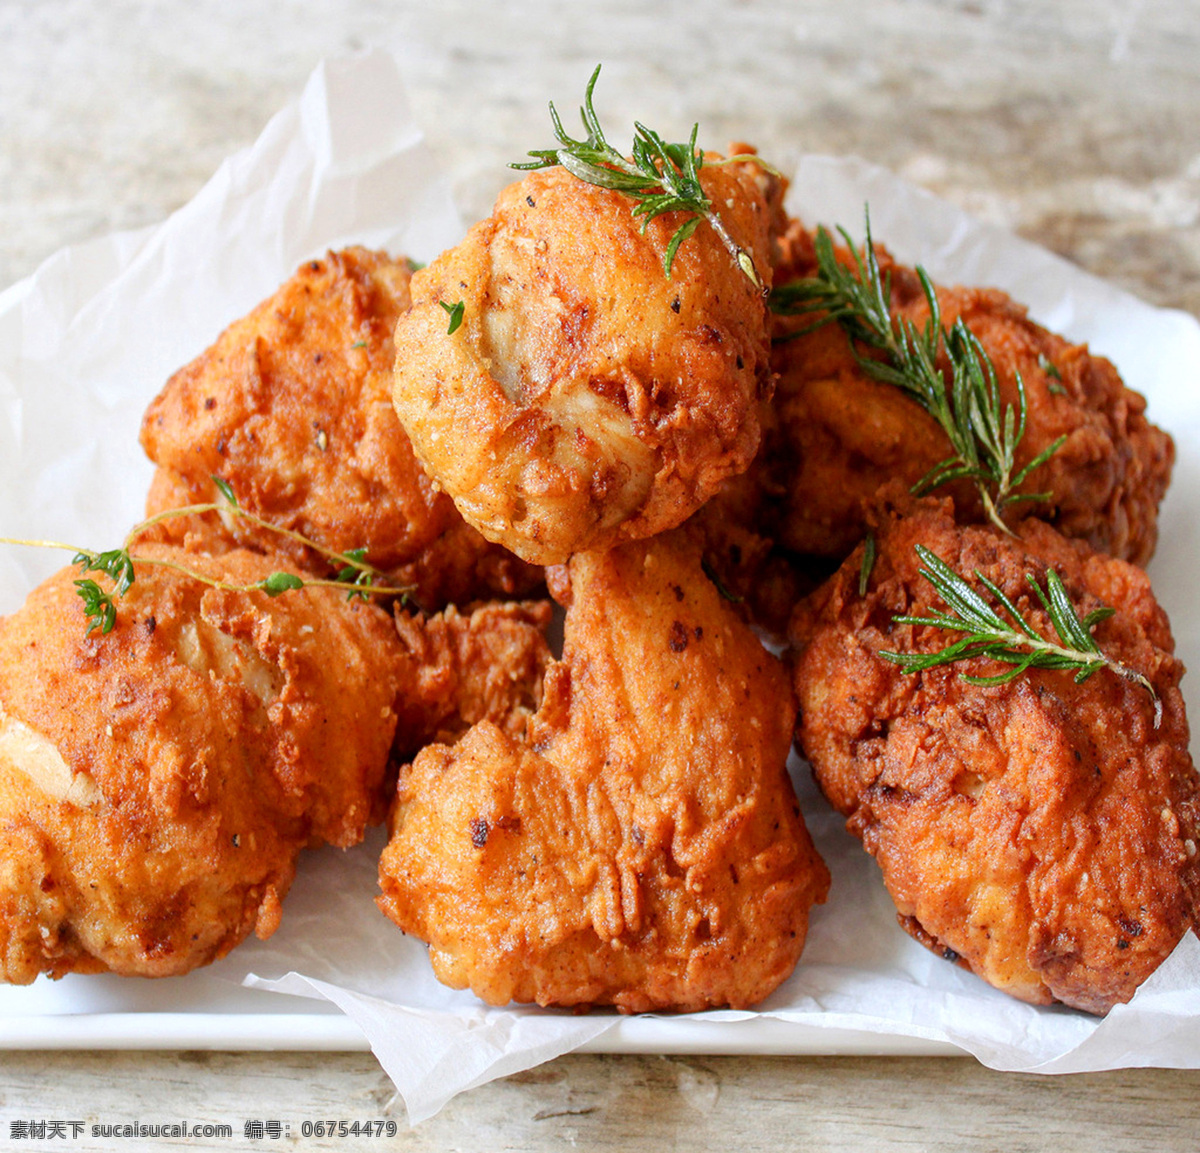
[391,161,776,565]
[379,530,829,1011]
[390,599,553,757]
[791,497,1199,1013]
[0,545,401,983]
[769,226,1174,565]
[139,247,540,608]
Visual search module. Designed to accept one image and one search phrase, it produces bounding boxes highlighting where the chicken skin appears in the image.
[0,545,402,983]
[390,157,777,565]
[769,226,1174,566]
[791,496,1199,1014]
[139,247,540,609]
[379,529,829,1012]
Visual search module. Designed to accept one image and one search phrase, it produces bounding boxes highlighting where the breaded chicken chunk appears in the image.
[378,529,829,1012]
[391,158,777,565]
[139,247,540,609]
[0,545,401,983]
[390,599,553,756]
[769,226,1174,566]
[791,496,1199,1014]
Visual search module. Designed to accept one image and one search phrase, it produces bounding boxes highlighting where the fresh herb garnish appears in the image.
[1037,352,1062,381]
[212,475,239,507]
[771,213,1065,534]
[1039,352,1067,396]
[878,544,1157,716]
[333,546,376,602]
[701,556,745,604]
[2,478,412,636]
[440,299,465,335]
[513,64,765,288]
[73,578,119,635]
[858,531,877,597]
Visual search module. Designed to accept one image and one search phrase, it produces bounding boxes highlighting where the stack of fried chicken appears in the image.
[0,126,1195,1018]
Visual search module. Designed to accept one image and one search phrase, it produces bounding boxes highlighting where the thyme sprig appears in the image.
[771,214,1065,534]
[879,544,1158,717]
[513,64,765,289]
[2,479,411,635]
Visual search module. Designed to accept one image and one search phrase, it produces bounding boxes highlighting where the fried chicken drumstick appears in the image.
[391,157,778,565]
[791,496,1199,1014]
[379,529,829,1012]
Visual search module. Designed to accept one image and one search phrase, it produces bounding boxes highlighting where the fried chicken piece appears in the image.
[769,225,1174,565]
[378,529,829,1012]
[139,247,540,609]
[390,599,553,757]
[391,157,777,565]
[686,396,837,639]
[0,545,401,983]
[791,495,1199,1014]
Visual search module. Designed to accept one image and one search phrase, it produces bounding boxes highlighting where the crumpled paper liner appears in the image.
[1,49,1197,1126]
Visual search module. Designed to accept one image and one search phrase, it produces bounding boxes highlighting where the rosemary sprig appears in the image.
[771,214,1065,534]
[513,64,765,289]
[879,544,1158,715]
[2,478,411,635]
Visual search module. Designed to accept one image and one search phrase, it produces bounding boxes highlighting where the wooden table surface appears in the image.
[2,1,1199,1147]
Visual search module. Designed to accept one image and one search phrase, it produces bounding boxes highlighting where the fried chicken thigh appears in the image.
[391,159,777,565]
[791,497,1199,1014]
[140,247,539,609]
[769,227,1174,566]
[0,545,401,983]
[379,530,829,1012]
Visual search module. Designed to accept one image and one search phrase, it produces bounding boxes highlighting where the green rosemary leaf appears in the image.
[513,65,764,287]
[1038,352,1062,380]
[663,216,703,278]
[701,557,744,604]
[440,299,465,335]
[1010,434,1068,491]
[858,532,877,596]
[770,209,1062,531]
[879,545,1156,708]
[913,546,1006,631]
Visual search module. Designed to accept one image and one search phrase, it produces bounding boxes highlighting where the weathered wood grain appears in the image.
[2,1052,1199,1151]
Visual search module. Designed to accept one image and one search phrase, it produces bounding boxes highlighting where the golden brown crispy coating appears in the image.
[0,545,401,983]
[791,497,1199,1014]
[685,395,837,639]
[378,530,829,1012]
[391,159,776,565]
[769,226,1174,566]
[390,599,553,757]
[139,247,540,609]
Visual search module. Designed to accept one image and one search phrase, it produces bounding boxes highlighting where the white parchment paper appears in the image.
[0,50,1197,1125]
